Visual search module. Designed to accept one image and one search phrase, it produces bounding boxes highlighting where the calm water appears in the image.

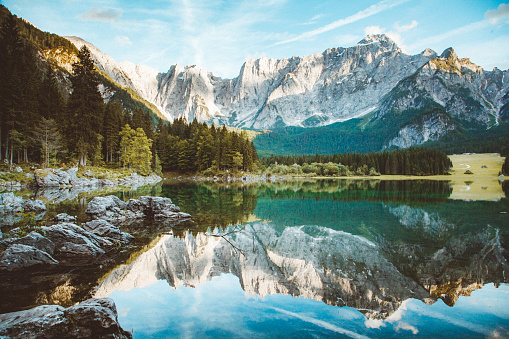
[2,179,509,338]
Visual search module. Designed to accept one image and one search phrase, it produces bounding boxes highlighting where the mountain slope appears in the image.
[75,32,508,154]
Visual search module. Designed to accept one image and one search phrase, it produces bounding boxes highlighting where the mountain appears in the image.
[70,33,509,153]
[4,2,508,153]
[0,6,164,124]
[75,34,438,128]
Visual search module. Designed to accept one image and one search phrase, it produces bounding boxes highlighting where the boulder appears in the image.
[53,213,77,223]
[22,199,46,213]
[85,196,126,223]
[0,244,58,270]
[34,169,60,187]
[13,231,55,255]
[42,223,109,256]
[0,192,23,214]
[82,220,134,244]
[0,298,132,338]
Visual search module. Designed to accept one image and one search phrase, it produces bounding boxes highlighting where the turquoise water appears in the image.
[100,179,509,338]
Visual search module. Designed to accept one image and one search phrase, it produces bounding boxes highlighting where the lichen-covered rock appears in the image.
[0,298,132,338]
[0,244,58,270]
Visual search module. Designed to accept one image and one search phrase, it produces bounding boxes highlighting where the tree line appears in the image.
[154,118,259,173]
[262,148,452,176]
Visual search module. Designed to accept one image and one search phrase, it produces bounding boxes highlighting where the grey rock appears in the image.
[13,231,55,255]
[34,169,60,187]
[82,220,134,244]
[0,244,58,270]
[86,195,190,225]
[53,213,78,222]
[22,199,46,213]
[85,195,127,222]
[42,223,108,256]
[0,298,132,339]
[0,193,46,225]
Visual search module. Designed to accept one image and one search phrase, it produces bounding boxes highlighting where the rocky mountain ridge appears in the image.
[65,34,508,138]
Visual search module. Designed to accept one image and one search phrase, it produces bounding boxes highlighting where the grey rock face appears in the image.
[0,298,132,339]
[0,244,58,270]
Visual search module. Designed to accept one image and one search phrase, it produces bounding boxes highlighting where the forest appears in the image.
[0,7,257,175]
[262,148,453,176]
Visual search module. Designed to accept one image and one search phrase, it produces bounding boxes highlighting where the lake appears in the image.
[2,179,509,338]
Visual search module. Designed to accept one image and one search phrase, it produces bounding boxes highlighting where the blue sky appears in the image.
[2,0,509,78]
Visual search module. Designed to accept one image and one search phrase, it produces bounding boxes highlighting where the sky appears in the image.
[2,0,509,78]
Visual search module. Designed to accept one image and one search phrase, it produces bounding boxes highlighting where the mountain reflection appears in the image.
[95,209,507,319]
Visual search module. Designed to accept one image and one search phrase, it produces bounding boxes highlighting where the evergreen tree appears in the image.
[67,45,104,166]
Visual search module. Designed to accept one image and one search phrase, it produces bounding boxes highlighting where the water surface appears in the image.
[2,179,508,337]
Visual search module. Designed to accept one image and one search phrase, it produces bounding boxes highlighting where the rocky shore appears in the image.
[0,194,190,271]
[33,168,162,189]
[0,298,132,338]
[1,167,162,190]
[0,193,190,337]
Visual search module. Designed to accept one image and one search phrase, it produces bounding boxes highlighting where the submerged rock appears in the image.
[0,298,132,338]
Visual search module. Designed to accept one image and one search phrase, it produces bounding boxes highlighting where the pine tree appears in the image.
[67,45,104,166]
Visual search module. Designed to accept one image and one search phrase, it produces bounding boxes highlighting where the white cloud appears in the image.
[364,317,385,329]
[394,19,418,32]
[394,322,419,334]
[302,14,324,25]
[364,25,385,35]
[81,7,122,22]
[485,3,509,24]
[275,0,409,45]
[115,36,132,46]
